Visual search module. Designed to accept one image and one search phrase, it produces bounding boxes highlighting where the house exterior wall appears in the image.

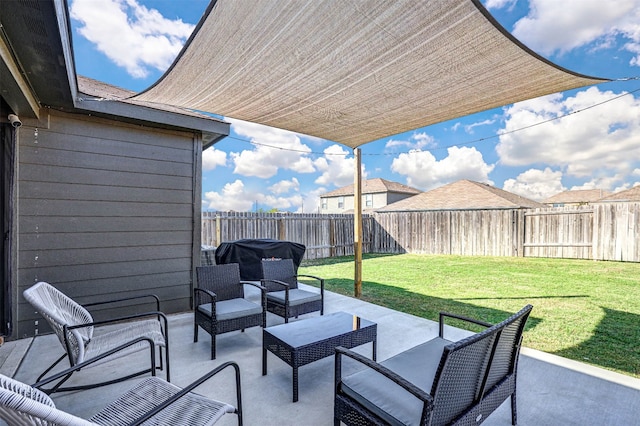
[15,110,199,337]
[387,191,414,205]
[321,195,354,214]
[321,192,415,213]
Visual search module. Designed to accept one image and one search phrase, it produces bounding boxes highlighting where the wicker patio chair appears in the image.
[194,263,266,359]
[260,258,324,323]
[23,282,169,394]
[0,360,242,425]
[334,304,533,426]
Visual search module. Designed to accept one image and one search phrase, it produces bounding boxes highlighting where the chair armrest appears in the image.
[241,281,267,308]
[261,279,290,307]
[438,312,492,338]
[295,275,325,292]
[194,287,217,307]
[33,336,157,393]
[334,346,433,404]
[66,311,169,331]
[260,279,289,289]
[83,294,160,312]
[296,273,323,282]
[129,361,242,426]
[240,280,267,292]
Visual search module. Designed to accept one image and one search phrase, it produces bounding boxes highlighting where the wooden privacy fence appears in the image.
[202,211,374,260]
[201,202,640,262]
[371,209,526,256]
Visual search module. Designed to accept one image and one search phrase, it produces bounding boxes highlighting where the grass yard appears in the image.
[299,253,640,379]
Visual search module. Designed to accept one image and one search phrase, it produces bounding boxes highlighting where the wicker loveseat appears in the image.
[334,304,533,426]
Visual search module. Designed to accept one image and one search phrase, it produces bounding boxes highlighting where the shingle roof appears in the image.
[542,189,611,204]
[321,178,421,197]
[378,180,544,211]
[597,186,640,202]
[77,76,222,121]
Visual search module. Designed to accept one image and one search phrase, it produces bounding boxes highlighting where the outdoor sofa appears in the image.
[334,304,533,426]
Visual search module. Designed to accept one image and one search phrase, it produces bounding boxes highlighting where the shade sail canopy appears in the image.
[132,0,607,148]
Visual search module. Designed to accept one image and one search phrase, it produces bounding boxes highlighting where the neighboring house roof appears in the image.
[542,189,611,204]
[597,186,640,202]
[321,178,421,197]
[379,180,545,211]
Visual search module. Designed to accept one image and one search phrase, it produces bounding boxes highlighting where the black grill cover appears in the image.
[214,239,306,280]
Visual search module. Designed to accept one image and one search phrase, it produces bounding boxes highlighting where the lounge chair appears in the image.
[0,359,242,425]
[334,305,533,426]
[23,281,169,393]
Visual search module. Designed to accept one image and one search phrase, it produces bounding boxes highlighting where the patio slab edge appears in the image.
[521,346,640,391]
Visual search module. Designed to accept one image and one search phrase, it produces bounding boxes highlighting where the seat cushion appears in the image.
[340,337,449,426]
[198,298,263,321]
[266,288,321,306]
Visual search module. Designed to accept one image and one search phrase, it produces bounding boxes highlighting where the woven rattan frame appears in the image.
[334,305,533,426]
[263,312,376,402]
[260,259,324,323]
[194,264,266,359]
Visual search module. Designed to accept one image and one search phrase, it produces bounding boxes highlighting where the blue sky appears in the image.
[68,0,640,212]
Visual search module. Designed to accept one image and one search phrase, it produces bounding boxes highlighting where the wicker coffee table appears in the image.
[262,311,377,402]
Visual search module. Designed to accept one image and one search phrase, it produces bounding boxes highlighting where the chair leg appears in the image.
[211,334,216,360]
[36,353,68,382]
[194,321,199,342]
[164,338,171,382]
[511,391,517,425]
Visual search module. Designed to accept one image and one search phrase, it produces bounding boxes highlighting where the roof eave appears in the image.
[75,97,230,141]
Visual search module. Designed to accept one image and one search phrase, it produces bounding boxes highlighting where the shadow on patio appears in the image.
[2,287,640,425]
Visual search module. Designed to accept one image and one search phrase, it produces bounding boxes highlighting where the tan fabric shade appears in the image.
[132,0,607,148]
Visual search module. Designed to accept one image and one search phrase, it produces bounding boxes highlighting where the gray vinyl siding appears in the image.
[387,191,416,205]
[15,110,199,338]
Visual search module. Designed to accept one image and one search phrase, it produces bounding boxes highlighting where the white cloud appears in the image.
[203,180,254,212]
[385,132,435,151]
[569,175,625,191]
[228,119,316,178]
[69,0,194,78]
[464,119,496,134]
[484,0,518,10]
[510,0,640,65]
[202,147,227,171]
[390,146,494,191]
[502,168,565,200]
[203,179,305,212]
[496,87,640,179]
[314,145,366,187]
[299,187,327,214]
[269,178,300,195]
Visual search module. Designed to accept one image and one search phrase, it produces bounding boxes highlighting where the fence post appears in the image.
[279,217,286,240]
[216,214,221,246]
[330,217,336,257]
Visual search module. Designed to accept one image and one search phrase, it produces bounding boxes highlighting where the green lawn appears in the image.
[299,253,640,379]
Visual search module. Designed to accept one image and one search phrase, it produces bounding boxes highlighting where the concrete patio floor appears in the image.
[2,286,640,426]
